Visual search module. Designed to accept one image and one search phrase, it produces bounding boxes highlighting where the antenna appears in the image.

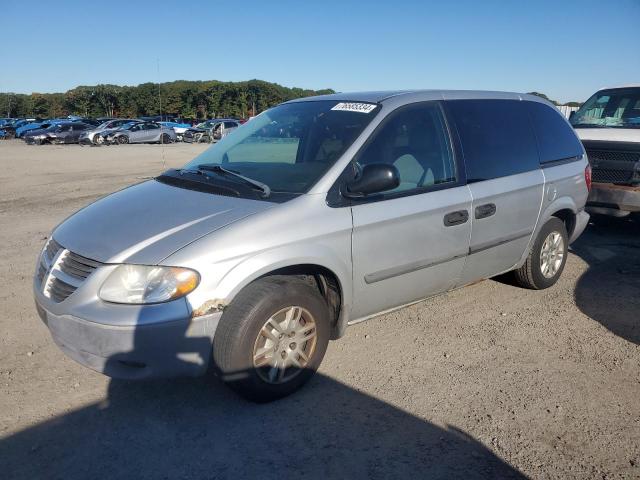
[157,58,162,119]
[157,57,166,169]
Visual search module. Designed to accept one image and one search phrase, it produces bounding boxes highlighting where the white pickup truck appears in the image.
[571,85,640,217]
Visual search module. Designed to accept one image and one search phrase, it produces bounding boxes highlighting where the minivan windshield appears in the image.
[182,100,380,194]
[571,88,640,128]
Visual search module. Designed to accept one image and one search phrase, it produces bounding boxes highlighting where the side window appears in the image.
[224,121,237,129]
[147,123,160,130]
[447,99,539,181]
[356,103,456,194]
[526,101,583,163]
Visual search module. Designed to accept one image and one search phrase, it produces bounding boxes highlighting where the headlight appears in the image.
[99,265,199,304]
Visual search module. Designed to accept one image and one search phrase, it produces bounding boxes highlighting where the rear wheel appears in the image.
[514,217,568,289]
[116,135,129,145]
[212,276,330,402]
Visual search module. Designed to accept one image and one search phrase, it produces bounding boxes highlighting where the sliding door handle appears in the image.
[443,210,469,227]
[475,203,497,219]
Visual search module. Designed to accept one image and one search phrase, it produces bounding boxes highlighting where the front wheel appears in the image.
[513,217,568,289]
[116,135,129,144]
[160,133,172,144]
[212,276,330,402]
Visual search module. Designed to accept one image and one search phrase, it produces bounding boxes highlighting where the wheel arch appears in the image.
[211,250,352,340]
[551,208,577,238]
[515,196,578,268]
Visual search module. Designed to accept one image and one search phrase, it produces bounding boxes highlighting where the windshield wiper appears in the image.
[192,164,271,198]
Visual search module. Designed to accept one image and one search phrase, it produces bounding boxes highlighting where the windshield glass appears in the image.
[183,100,380,194]
[571,88,640,128]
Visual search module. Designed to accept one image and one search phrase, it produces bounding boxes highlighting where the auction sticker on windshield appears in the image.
[331,102,377,113]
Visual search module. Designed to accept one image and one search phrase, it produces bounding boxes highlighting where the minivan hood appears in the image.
[575,128,640,143]
[53,180,273,264]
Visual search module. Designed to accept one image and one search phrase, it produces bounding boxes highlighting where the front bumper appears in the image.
[34,282,221,379]
[586,182,640,215]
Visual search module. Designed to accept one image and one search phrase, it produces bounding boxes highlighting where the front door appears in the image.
[349,102,472,321]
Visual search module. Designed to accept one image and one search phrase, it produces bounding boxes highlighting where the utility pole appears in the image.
[157,58,162,119]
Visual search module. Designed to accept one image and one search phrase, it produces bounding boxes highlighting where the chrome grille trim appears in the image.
[38,239,104,303]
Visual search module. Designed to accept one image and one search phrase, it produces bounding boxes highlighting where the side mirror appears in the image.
[343,163,400,198]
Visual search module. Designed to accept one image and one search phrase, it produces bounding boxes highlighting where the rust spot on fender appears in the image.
[192,299,227,317]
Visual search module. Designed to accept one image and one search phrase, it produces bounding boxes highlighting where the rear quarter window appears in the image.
[526,101,583,163]
[447,99,539,181]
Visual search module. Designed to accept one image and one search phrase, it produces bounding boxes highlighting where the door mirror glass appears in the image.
[343,163,400,198]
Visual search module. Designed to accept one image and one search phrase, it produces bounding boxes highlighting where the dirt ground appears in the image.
[0,140,638,479]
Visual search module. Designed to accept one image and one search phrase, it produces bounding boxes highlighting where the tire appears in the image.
[116,135,129,145]
[160,133,171,144]
[514,217,568,290]
[212,275,330,402]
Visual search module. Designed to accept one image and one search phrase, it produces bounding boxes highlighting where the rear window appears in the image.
[447,99,539,181]
[526,101,583,163]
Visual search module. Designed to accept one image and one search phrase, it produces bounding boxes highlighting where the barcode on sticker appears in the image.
[331,102,377,113]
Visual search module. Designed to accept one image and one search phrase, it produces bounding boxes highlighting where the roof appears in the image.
[285,89,551,105]
[596,84,640,91]
[285,91,414,104]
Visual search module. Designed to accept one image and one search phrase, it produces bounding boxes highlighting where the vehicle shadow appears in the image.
[571,214,640,345]
[1,371,525,479]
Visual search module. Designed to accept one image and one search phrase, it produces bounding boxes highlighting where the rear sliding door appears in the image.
[444,99,544,286]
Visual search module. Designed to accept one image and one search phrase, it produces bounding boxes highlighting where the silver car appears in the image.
[79,119,140,145]
[34,90,590,402]
[108,121,176,144]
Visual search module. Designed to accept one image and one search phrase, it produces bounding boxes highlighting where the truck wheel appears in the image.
[212,276,330,402]
[514,217,568,290]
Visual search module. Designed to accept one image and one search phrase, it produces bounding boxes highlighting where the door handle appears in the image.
[443,210,469,227]
[475,203,496,219]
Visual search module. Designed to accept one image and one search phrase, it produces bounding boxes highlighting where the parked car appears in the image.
[0,119,31,139]
[34,90,589,402]
[16,120,53,138]
[106,121,176,144]
[570,85,640,217]
[159,121,191,141]
[182,119,241,143]
[24,122,92,144]
[79,119,141,145]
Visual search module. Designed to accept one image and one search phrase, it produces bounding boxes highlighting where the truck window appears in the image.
[446,99,539,181]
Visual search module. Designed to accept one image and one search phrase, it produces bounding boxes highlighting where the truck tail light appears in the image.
[585,164,592,192]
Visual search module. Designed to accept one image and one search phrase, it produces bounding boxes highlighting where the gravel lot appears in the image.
[0,140,638,479]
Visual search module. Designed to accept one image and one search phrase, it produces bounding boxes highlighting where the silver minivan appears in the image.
[34,91,591,402]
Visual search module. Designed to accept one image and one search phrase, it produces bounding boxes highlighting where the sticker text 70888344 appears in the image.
[330,102,377,114]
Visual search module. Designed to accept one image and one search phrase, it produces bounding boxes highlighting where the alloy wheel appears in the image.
[252,306,317,384]
[540,231,565,278]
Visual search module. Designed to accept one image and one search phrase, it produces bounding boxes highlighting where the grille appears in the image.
[586,148,640,184]
[592,168,634,184]
[38,238,104,303]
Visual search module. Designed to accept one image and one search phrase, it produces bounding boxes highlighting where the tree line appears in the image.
[0,79,335,119]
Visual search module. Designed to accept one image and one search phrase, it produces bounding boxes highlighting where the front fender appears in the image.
[215,243,352,320]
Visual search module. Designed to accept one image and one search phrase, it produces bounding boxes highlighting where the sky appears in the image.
[1,0,638,104]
